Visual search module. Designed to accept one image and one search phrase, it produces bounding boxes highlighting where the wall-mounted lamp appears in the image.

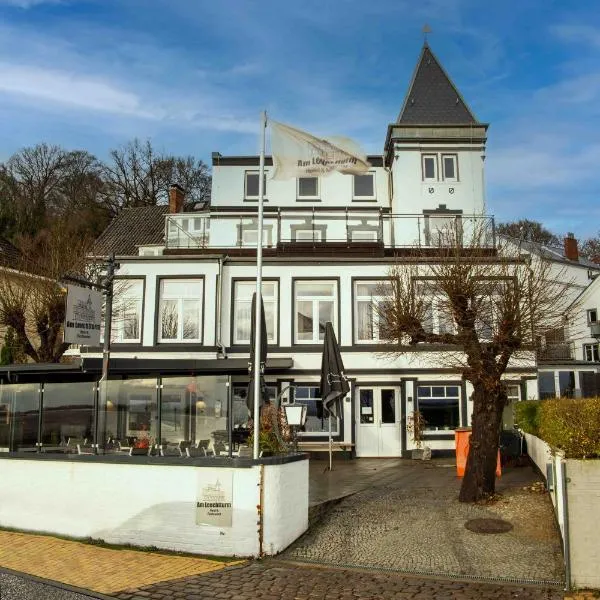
[284,404,307,427]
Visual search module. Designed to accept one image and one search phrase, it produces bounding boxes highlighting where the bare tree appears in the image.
[0,144,108,240]
[580,234,600,264]
[378,225,573,502]
[102,139,211,214]
[0,223,95,363]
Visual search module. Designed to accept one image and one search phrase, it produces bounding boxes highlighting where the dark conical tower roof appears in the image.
[397,43,479,125]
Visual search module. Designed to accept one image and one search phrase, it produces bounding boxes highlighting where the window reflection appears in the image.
[0,383,39,452]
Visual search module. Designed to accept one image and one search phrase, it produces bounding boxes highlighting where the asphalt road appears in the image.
[0,572,100,600]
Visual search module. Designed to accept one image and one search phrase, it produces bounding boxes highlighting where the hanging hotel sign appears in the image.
[196,472,233,527]
[64,285,102,346]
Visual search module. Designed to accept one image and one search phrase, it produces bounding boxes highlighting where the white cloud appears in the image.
[0,62,156,117]
[551,24,600,49]
[0,0,63,7]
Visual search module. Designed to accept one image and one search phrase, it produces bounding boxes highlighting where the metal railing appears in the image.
[165,212,496,251]
[537,343,574,361]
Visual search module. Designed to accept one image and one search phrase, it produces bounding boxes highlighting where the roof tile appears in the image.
[398,44,479,125]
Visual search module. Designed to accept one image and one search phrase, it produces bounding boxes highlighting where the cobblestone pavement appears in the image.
[288,460,565,584]
[112,560,564,600]
[0,530,236,595]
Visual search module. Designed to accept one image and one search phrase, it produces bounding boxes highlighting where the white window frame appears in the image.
[244,170,267,200]
[352,172,376,200]
[422,154,438,182]
[297,177,320,200]
[354,281,392,343]
[294,280,338,344]
[587,309,598,324]
[441,154,458,182]
[232,280,279,345]
[425,213,462,246]
[112,279,144,343]
[158,278,203,343]
[436,298,456,336]
[294,229,323,242]
[241,226,273,247]
[293,385,339,436]
[417,384,461,431]
[584,343,600,362]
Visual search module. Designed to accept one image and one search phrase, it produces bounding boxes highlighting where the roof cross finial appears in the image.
[422,23,432,46]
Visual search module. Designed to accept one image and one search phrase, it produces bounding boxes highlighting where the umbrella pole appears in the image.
[328,413,333,471]
[252,110,267,461]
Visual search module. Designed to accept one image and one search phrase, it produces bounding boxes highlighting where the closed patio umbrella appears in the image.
[246,292,269,414]
[320,322,349,470]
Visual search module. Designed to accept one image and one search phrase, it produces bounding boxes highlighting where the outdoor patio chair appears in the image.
[129,446,151,456]
[198,439,214,455]
[159,442,182,457]
[213,441,227,456]
[76,442,95,455]
[186,440,208,458]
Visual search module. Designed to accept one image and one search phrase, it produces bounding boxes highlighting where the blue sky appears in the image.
[1,0,600,238]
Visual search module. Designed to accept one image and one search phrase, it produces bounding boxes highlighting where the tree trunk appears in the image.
[458,382,505,502]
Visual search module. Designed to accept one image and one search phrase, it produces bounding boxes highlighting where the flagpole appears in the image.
[253,110,267,461]
[328,414,332,471]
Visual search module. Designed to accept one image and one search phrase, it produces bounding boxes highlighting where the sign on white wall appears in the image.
[64,285,102,345]
[196,472,233,527]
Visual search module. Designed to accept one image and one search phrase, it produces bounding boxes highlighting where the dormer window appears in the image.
[245,171,267,200]
[422,155,438,181]
[297,177,319,200]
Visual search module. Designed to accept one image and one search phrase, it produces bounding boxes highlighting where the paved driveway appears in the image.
[287,458,564,586]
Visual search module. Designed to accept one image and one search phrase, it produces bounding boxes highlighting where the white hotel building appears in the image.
[88,43,600,458]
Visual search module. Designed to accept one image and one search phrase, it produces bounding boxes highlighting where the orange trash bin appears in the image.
[454,427,501,478]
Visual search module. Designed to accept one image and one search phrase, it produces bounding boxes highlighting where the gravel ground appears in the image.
[285,461,565,584]
[0,572,100,600]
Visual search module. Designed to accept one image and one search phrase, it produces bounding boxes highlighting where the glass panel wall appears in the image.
[100,378,158,452]
[41,382,96,452]
[158,375,228,454]
[0,383,39,452]
[190,376,229,454]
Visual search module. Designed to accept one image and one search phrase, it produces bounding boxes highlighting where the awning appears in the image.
[0,357,294,384]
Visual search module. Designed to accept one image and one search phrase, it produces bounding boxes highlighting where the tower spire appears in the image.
[422,24,431,46]
[397,44,479,125]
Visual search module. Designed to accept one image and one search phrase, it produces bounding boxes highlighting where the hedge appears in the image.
[515,400,541,436]
[515,397,600,459]
[539,397,600,459]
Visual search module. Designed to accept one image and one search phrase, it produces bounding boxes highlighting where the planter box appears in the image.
[524,432,600,589]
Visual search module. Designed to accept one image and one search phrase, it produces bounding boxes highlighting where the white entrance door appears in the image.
[356,387,402,457]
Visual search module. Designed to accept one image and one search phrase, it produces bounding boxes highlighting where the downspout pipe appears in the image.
[216,255,229,358]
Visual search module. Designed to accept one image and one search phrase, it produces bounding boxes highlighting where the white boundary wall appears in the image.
[0,458,308,557]
[524,432,600,589]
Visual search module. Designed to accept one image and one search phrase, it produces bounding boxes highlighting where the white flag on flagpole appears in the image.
[270,120,371,180]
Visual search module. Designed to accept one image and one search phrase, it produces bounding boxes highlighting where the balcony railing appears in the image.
[537,343,574,361]
[165,211,496,251]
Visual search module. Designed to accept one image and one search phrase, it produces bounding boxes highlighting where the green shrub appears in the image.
[515,400,541,436]
[538,397,600,459]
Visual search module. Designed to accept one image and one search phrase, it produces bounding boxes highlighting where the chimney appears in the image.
[564,232,579,262]
[169,184,185,214]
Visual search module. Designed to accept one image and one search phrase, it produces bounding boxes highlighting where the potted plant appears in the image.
[407,410,431,460]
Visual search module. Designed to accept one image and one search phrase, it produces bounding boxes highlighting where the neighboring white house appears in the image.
[87,43,600,458]
[537,261,600,399]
